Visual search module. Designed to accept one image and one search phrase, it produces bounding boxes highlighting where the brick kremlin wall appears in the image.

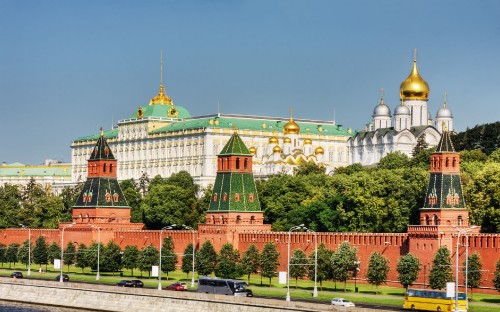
[1,227,499,292]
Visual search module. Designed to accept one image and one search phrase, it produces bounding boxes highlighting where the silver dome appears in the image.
[436,107,453,118]
[372,103,391,117]
[394,105,410,115]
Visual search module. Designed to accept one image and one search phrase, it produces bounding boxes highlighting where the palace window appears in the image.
[235,193,240,202]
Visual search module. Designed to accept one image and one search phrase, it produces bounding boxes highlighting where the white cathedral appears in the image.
[347,56,454,166]
[70,54,454,187]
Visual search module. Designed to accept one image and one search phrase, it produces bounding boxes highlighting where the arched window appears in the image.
[425,215,430,225]
[235,193,240,202]
[250,215,255,224]
[213,193,218,201]
[109,164,113,173]
[103,163,107,173]
[236,215,241,224]
[457,215,463,226]
[249,193,254,202]
[236,158,240,169]
[244,158,248,170]
[226,158,229,169]
[452,157,456,167]
[433,214,439,226]
[445,157,449,167]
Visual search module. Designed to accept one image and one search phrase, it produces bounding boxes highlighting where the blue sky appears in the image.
[1,0,499,164]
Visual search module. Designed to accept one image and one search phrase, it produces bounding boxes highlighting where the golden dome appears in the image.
[249,146,257,155]
[315,146,324,155]
[284,137,292,144]
[283,114,300,135]
[273,145,282,154]
[400,59,430,101]
[150,84,173,105]
[304,138,312,145]
[269,136,279,144]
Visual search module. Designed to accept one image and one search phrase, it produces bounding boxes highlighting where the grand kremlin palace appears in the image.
[70,56,454,187]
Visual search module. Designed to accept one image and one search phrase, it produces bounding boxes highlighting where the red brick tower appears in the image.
[198,131,271,250]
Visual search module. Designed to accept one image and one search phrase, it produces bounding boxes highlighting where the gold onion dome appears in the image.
[249,146,257,155]
[268,136,279,144]
[284,137,292,144]
[400,59,430,101]
[273,145,282,154]
[283,115,300,135]
[304,138,312,145]
[315,146,324,155]
[150,84,173,105]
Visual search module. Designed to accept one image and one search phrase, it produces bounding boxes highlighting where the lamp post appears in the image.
[306,229,318,297]
[286,224,304,302]
[182,225,196,288]
[19,224,31,276]
[158,224,175,290]
[89,225,101,281]
[60,223,75,282]
[454,226,476,311]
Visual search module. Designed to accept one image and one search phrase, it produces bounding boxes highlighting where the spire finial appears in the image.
[443,91,447,109]
[413,48,417,62]
[379,88,385,104]
[100,127,104,137]
[160,50,163,86]
[289,108,294,119]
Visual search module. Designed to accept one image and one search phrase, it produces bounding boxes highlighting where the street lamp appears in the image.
[454,226,476,311]
[19,224,31,276]
[182,225,196,288]
[286,224,305,302]
[89,225,101,281]
[60,223,75,282]
[158,224,175,290]
[306,229,318,297]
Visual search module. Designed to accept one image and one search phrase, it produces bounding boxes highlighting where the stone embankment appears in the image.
[0,278,394,312]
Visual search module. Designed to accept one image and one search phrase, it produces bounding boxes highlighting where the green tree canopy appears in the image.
[397,253,421,290]
[63,242,76,272]
[196,240,217,276]
[429,246,453,290]
[215,243,241,279]
[122,245,140,277]
[75,243,88,272]
[308,243,333,290]
[463,252,482,298]
[33,236,49,269]
[181,243,195,281]
[290,248,308,288]
[138,244,159,277]
[493,259,500,292]
[378,151,410,170]
[101,241,122,274]
[160,236,178,280]
[366,251,390,294]
[260,242,279,286]
[120,179,143,223]
[331,242,358,292]
[240,244,261,283]
[17,239,31,268]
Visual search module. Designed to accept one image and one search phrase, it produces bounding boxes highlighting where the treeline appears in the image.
[0,143,499,234]
[2,237,499,292]
[452,121,500,155]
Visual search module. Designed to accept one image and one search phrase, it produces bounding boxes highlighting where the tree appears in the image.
[240,244,261,283]
[412,134,429,157]
[101,241,122,274]
[290,249,307,288]
[309,243,332,290]
[0,243,6,268]
[47,242,60,270]
[0,184,22,228]
[160,236,178,280]
[463,252,482,298]
[397,253,421,290]
[17,239,31,268]
[86,242,99,271]
[181,243,195,281]
[294,162,326,176]
[494,259,500,292]
[63,242,76,272]
[122,245,140,277]
[6,243,19,268]
[33,236,49,270]
[260,242,279,286]
[195,241,217,276]
[366,251,390,294]
[429,246,453,289]
[138,244,159,277]
[120,179,143,223]
[215,243,241,279]
[331,242,358,292]
[75,244,88,272]
[378,151,410,170]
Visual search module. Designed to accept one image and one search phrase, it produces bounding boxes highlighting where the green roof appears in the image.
[74,177,129,208]
[89,133,116,160]
[209,172,261,212]
[131,104,191,119]
[0,164,71,177]
[219,133,252,156]
[75,129,118,142]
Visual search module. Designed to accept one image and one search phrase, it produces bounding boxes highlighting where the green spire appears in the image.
[218,131,252,156]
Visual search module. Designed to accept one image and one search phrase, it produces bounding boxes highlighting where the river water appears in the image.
[0,301,94,312]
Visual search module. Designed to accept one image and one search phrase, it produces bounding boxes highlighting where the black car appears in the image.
[117,280,133,287]
[10,271,23,278]
[55,274,70,282]
[131,280,144,288]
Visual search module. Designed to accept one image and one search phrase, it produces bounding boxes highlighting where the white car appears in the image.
[331,298,355,307]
